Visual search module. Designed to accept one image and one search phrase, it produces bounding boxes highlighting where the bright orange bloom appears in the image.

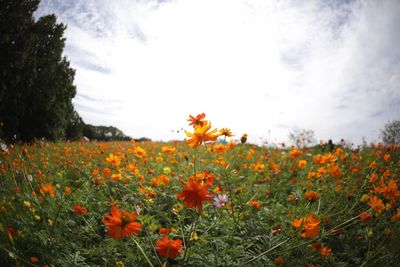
[161,145,176,155]
[187,113,206,127]
[159,227,173,235]
[373,178,400,204]
[248,200,261,209]
[156,235,183,259]
[185,121,219,148]
[304,191,320,202]
[176,177,212,210]
[320,246,331,257]
[40,183,55,198]
[102,207,142,240]
[298,160,307,168]
[219,128,234,137]
[368,195,385,214]
[106,153,121,167]
[292,214,321,239]
[72,204,88,216]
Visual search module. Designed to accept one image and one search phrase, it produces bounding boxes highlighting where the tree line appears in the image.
[0,0,130,142]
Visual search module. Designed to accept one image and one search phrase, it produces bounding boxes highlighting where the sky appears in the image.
[35,0,400,145]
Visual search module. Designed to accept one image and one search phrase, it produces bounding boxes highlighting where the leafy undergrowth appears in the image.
[0,115,399,266]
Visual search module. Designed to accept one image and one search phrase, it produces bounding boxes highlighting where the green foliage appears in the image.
[0,0,76,142]
[381,120,400,145]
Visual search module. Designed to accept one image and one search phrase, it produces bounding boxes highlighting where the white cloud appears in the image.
[36,0,400,144]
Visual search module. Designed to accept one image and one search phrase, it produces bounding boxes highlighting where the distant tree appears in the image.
[289,129,317,148]
[0,0,76,142]
[381,120,400,145]
[83,124,131,141]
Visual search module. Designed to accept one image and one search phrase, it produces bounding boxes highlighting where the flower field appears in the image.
[1,115,399,266]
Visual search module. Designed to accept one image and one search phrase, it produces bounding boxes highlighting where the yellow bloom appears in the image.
[23,201,31,208]
[185,121,219,148]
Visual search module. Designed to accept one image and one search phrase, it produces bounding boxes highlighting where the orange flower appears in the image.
[72,204,88,216]
[187,113,206,127]
[373,178,400,204]
[274,257,284,265]
[185,121,219,148]
[358,212,372,222]
[176,177,212,210]
[248,200,261,209]
[219,128,234,137]
[102,207,142,240]
[159,227,173,235]
[106,153,121,167]
[292,214,321,239]
[30,256,39,263]
[298,160,307,168]
[304,191,320,202]
[368,195,385,214]
[40,183,55,198]
[320,246,331,257]
[156,236,183,259]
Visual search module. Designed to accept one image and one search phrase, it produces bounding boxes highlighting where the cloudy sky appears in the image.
[36,0,400,145]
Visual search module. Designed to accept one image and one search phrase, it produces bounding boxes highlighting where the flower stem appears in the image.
[131,236,154,267]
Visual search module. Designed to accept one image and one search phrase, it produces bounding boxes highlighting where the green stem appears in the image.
[131,236,154,267]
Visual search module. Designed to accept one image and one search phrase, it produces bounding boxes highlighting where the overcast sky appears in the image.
[36,0,400,145]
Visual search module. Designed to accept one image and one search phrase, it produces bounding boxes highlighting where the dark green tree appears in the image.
[0,0,76,142]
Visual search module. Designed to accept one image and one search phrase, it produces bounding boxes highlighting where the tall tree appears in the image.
[0,0,76,142]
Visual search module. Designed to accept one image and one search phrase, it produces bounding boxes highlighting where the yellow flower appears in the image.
[48,219,53,226]
[34,215,41,221]
[185,121,219,148]
[23,201,31,208]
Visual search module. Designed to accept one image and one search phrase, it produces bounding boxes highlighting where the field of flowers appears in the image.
[1,114,399,267]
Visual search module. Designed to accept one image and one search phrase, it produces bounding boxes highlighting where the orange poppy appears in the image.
[102,207,142,240]
[185,121,219,148]
[156,235,183,259]
[320,246,331,257]
[176,177,212,210]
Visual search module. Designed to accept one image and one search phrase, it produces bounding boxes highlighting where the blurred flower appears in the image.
[240,133,248,144]
[23,201,31,208]
[292,214,321,239]
[72,204,88,216]
[368,195,385,214]
[358,212,372,222]
[248,200,261,209]
[156,236,183,259]
[40,183,55,198]
[320,246,331,257]
[304,191,320,202]
[176,177,212,210]
[102,207,141,240]
[30,256,39,263]
[187,113,206,127]
[219,128,234,137]
[213,194,228,208]
[185,121,219,148]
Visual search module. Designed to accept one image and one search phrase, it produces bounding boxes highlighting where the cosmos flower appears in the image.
[176,177,212,210]
[213,194,228,208]
[156,236,184,259]
[185,121,219,148]
[102,207,142,240]
[187,113,207,127]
